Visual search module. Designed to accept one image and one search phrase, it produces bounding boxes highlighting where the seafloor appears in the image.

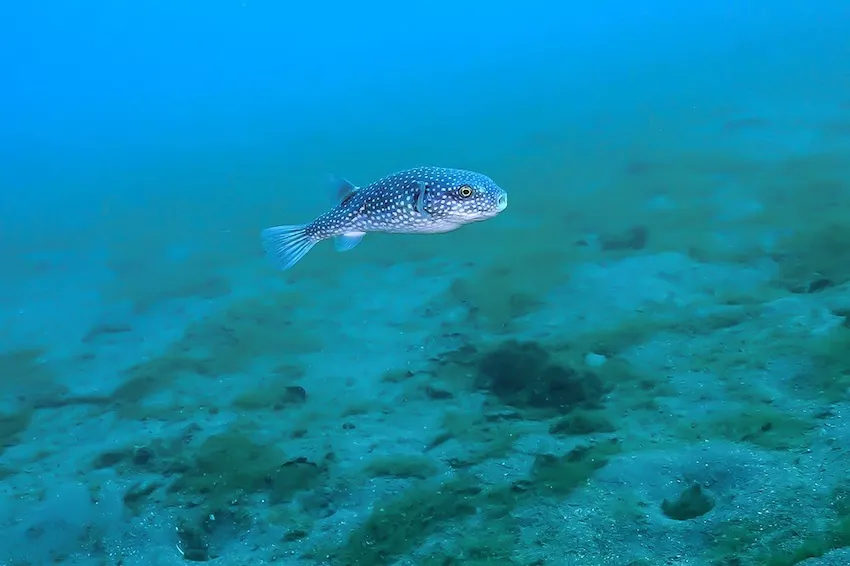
[4,106,850,566]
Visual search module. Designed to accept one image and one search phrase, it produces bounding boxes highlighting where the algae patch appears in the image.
[332,439,621,566]
[332,477,484,566]
[107,293,317,418]
[424,409,526,469]
[708,480,850,565]
[91,425,328,517]
[807,324,850,402]
[0,347,59,453]
[529,439,622,496]
[0,408,33,455]
[775,220,850,292]
[678,404,815,451]
[362,454,439,480]
[233,384,307,411]
[549,409,616,436]
[446,265,547,330]
[0,348,54,387]
[168,429,327,507]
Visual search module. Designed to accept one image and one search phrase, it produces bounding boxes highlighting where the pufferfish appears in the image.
[260,166,508,270]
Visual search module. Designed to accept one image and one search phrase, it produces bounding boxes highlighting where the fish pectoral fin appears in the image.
[332,176,359,205]
[414,181,431,217]
[334,231,365,252]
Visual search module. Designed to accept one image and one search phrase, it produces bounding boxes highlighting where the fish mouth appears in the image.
[496,192,508,212]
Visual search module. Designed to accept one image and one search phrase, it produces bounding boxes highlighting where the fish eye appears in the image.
[458,185,473,198]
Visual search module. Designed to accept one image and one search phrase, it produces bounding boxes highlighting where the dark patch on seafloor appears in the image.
[476,340,610,414]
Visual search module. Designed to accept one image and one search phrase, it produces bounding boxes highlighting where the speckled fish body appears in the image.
[260,166,508,271]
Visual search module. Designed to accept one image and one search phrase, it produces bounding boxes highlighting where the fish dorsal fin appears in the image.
[332,176,359,205]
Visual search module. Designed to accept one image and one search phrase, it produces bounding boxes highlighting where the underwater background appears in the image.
[3,1,850,565]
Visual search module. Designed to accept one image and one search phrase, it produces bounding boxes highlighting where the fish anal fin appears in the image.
[334,231,365,252]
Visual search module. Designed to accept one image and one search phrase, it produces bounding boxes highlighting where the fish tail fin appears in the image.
[260,224,317,271]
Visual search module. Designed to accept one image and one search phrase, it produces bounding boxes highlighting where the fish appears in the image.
[260,166,508,271]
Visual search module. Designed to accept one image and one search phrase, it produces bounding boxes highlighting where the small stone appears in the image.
[484,409,523,422]
[550,410,615,435]
[600,225,649,251]
[282,529,308,542]
[122,479,160,511]
[92,450,126,469]
[283,386,307,404]
[424,384,453,400]
[807,278,833,293]
[132,446,155,467]
[183,548,210,562]
[584,352,607,367]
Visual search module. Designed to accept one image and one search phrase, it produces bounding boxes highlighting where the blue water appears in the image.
[2,2,850,564]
